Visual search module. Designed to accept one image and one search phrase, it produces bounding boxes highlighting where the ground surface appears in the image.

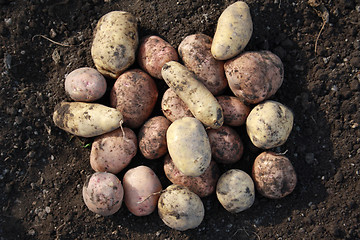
[0,0,360,239]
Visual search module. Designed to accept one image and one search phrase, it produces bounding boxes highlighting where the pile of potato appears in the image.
[53,1,297,231]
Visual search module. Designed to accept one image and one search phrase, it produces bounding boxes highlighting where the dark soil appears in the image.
[1,0,360,239]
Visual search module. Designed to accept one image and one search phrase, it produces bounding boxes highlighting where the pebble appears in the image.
[28,229,36,236]
[334,171,344,183]
[52,49,61,64]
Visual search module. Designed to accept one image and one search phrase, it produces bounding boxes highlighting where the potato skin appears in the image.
[90,127,137,174]
[164,155,220,197]
[123,166,162,216]
[211,1,253,60]
[53,102,123,137]
[207,125,243,164]
[158,184,205,231]
[216,95,250,126]
[91,11,138,79]
[137,35,179,79]
[246,100,293,149]
[64,67,107,102]
[224,51,284,104]
[82,172,124,216]
[138,116,171,159]
[252,152,297,199]
[110,69,158,129]
[178,33,227,95]
[161,88,193,122]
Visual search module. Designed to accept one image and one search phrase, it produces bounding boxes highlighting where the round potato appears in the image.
[158,184,204,231]
[207,125,243,164]
[246,100,294,149]
[90,127,137,174]
[110,69,158,129]
[252,152,297,199]
[178,33,227,95]
[216,169,255,213]
[164,154,220,197]
[123,166,162,216]
[224,50,284,104]
[137,35,179,79]
[161,88,193,122]
[82,172,124,216]
[216,95,251,126]
[138,116,171,159]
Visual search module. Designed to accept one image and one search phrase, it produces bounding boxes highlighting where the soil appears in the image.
[0,0,360,239]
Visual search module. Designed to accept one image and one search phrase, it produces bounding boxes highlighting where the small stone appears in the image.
[50,28,57,38]
[52,49,61,64]
[334,171,344,183]
[349,79,359,91]
[45,206,51,213]
[28,229,36,236]
[350,56,360,68]
[305,153,315,164]
[15,116,23,125]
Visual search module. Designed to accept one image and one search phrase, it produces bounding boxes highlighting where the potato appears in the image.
[211,1,253,60]
[64,67,107,102]
[161,88,193,122]
[91,11,138,79]
[178,33,227,95]
[207,125,243,164]
[53,102,123,137]
[137,35,179,79]
[252,152,297,199]
[167,117,211,177]
[82,172,124,216]
[164,155,220,197]
[90,127,137,174]
[158,184,204,231]
[216,169,255,213]
[224,51,284,104]
[216,95,250,126]
[138,116,171,159]
[161,61,224,129]
[246,100,294,149]
[110,69,158,129]
[123,166,162,216]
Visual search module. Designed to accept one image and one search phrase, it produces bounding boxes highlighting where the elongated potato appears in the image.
[216,95,251,126]
[91,11,138,79]
[211,1,253,60]
[161,61,224,129]
[161,88,193,122]
[53,102,123,137]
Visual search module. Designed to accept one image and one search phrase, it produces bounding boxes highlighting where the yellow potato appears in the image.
[211,1,253,60]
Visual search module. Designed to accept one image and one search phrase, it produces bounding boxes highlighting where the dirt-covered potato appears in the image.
[252,152,297,199]
[138,116,171,159]
[82,172,124,216]
[178,33,227,95]
[137,35,179,79]
[216,95,251,126]
[162,61,224,129]
[123,166,162,216]
[211,1,253,60]
[207,125,243,164]
[246,100,294,149]
[64,67,107,102]
[164,155,220,197]
[158,184,204,231]
[224,50,284,104]
[90,127,137,174]
[53,102,123,138]
[216,169,255,213]
[167,117,211,177]
[91,11,138,79]
[110,69,158,129]
[161,88,193,122]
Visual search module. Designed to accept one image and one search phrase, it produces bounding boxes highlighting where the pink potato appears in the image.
[216,95,251,126]
[224,51,284,104]
[137,35,179,79]
[161,88,193,122]
[123,166,162,216]
[90,127,137,174]
[82,172,124,216]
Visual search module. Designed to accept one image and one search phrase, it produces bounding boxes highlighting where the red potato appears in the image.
[90,128,137,174]
[110,69,158,128]
[164,154,220,197]
[137,35,179,79]
[207,125,244,164]
[216,95,251,126]
[123,166,162,216]
[161,88,193,122]
[224,51,284,105]
[178,33,227,95]
[138,116,171,159]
